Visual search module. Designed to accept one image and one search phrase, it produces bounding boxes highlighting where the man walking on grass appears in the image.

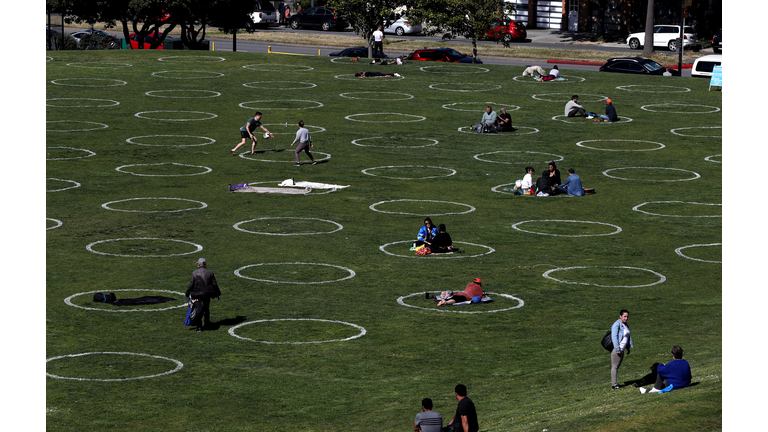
[186,258,221,332]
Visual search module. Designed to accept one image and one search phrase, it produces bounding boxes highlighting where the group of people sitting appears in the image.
[475,105,515,133]
[565,94,619,122]
[511,161,585,196]
[522,64,567,82]
[413,217,456,254]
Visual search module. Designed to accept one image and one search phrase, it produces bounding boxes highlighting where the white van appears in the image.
[249,0,278,28]
[691,54,722,78]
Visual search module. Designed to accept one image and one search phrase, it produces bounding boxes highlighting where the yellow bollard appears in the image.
[211,42,215,51]
[318,49,321,56]
[268,45,272,53]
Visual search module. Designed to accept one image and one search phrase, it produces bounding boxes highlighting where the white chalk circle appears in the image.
[257,124,326,135]
[134,111,217,121]
[457,125,539,135]
[616,85,691,93]
[64,289,186,312]
[50,78,127,87]
[576,139,664,151]
[420,65,489,73]
[705,154,722,163]
[47,218,63,230]
[532,93,607,103]
[675,243,722,263]
[513,75,585,83]
[229,319,366,344]
[442,102,520,112]
[492,183,527,195]
[125,135,216,147]
[512,220,622,237]
[47,146,96,160]
[542,266,667,288]
[362,165,455,180]
[474,151,563,165]
[151,70,224,79]
[352,137,438,148]
[239,100,323,110]
[86,238,203,257]
[244,64,314,72]
[234,263,356,284]
[145,90,221,98]
[397,292,524,314]
[102,197,208,213]
[340,91,414,101]
[47,178,81,192]
[670,126,722,138]
[345,113,426,123]
[66,62,132,68]
[243,81,317,90]
[633,201,722,218]
[369,199,476,216]
[239,180,340,195]
[46,98,120,107]
[334,73,403,81]
[233,217,343,235]
[640,103,720,114]
[552,115,633,124]
[47,120,108,132]
[429,83,501,92]
[116,162,212,177]
[158,56,225,62]
[46,352,183,381]
[380,240,494,259]
[239,151,330,163]
[602,167,701,182]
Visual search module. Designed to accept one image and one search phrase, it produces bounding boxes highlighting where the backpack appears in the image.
[601,330,614,351]
[474,123,484,133]
[93,293,116,303]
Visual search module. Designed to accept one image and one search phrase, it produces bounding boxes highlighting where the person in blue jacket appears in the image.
[415,217,437,248]
[610,309,633,389]
[556,168,585,196]
[639,345,692,394]
[599,98,619,122]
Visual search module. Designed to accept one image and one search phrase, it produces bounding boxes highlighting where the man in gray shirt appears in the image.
[290,119,316,166]
[414,398,442,432]
[565,95,588,117]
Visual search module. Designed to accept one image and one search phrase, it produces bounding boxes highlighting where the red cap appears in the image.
[606,98,612,104]
[473,278,482,284]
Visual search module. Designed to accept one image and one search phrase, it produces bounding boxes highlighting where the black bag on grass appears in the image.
[93,293,116,303]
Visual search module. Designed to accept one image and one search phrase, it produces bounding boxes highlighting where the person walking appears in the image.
[278,1,285,26]
[446,384,478,432]
[290,119,316,166]
[610,309,633,389]
[186,258,221,333]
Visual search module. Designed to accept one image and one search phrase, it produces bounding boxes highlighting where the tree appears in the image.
[327,0,405,59]
[209,0,259,52]
[642,0,654,55]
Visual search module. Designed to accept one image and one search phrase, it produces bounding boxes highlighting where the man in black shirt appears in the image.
[447,384,478,432]
[186,258,221,332]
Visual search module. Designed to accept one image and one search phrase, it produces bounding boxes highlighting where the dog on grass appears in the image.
[350,56,359,62]
[522,65,546,77]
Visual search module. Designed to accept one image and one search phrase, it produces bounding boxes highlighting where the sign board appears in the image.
[709,65,722,90]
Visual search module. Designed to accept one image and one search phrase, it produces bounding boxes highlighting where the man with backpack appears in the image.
[186,258,221,332]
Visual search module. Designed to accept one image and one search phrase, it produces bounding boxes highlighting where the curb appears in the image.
[547,58,693,69]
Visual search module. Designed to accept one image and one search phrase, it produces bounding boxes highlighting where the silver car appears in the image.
[384,16,422,36]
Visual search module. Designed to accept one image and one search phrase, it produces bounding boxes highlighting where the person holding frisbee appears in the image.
[232,112,273,155]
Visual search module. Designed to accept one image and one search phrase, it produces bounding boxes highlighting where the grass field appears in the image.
[45,49,721,431]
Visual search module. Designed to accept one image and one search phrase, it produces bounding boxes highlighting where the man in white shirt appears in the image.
[372,25,384,60]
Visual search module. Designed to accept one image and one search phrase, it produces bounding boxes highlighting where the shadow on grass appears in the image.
[203,316,248,331]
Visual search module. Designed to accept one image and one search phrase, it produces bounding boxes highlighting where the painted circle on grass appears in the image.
[66,62,132,68]
[397,292,524,314]
[47,146,96,160]
[576,139,664,151]
[670,126,721,138]
[474,151,563,165]
[369,199,475,216]
[238,180,340,195]
[233,263,356,284]
[158,55,225,62]
[233,217,343,235]
[243,81,317,90]
[380,240,494,259]
[239,151,330,163]
[46,352,183,381]
[50,78,127,87]
[542,266,667,288]
[705,154,722,163]
[47,120,108,132]
[632,201,722,218]
[244,64,314,72]
[64,289,186,312]
[420,65,489,73]
[145,90,221,98]
[125,135,216,147]
[47,178,81,192]
[352,137,438,148]
[457,125,539,135]
[345,113,425,122]
[334,73,403,81]
[102,197,208,213]
[239,100,323,110]
[340,91,414,100]
[429,83,501,92]
[46,98,120,107]
[492,182,532,195]
[47,218,63,230]
[361,165,456,180]
[116,162,212,177]
[151,70,224,79]
[442,102,520,112]
[675,243,722,263]
[532,93,607,102]
[229,319,366,344]
[512,220,622,237]
[134,111,217,121]
[86,238,203,257]
[640,103,720,114]
[258,124,326,135]
[513,75,585,83]
[602,167,701,182]
[616,85,691,93]
[552,115,633,124]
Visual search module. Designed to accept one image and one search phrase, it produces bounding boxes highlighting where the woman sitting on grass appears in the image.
[415,217,437,248]
[429,224,454,254]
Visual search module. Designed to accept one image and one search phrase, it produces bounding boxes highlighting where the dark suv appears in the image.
[599,57,679,75]
[407,48,482,64]
[289,7,347,31]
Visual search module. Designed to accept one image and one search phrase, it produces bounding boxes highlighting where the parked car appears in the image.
[249,0,277,28]
[383,16,422,36]
[129,32,177,49]
[599,57,680,75]
[712,28,721,53]
[328,46,390,59]
[484,18,527,42]
[407,48,482,64]
[71,29,119,49]
[691,54,721,78]
[289,7,347,31]
[626,25,696,51]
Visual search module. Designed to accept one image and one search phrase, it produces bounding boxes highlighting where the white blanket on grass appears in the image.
[278,179,350,189]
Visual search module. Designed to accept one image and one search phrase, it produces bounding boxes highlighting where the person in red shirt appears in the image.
[437,279,484,306]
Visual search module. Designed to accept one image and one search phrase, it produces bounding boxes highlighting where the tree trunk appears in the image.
[233,29,237,52]
[642,0,654,55]
[528,0,537,29]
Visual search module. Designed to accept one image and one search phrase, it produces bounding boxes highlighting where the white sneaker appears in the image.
[394,73,401,77]
[649,387,660,393]
[639,387,647,394]
[586,116,594,119]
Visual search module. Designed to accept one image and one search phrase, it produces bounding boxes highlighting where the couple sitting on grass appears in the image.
[414,217,456,254]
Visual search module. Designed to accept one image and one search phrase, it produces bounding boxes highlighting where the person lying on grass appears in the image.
[354,71,400,77]
[437,279,484,306]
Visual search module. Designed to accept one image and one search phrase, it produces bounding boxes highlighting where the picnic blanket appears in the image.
[434,292,493,305]
[229,183,312,194]
[278,179,350,190]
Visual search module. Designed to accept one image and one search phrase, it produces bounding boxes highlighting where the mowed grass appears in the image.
[46,50,721,431]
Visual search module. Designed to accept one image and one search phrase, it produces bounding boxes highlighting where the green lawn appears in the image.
[46,50,721,431]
